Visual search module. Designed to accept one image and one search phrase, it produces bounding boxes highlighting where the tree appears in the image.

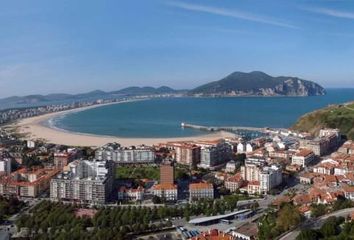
[296,229,319,240]
[320,216,339,238]
[276,203,302,232]
[310,204,327,217]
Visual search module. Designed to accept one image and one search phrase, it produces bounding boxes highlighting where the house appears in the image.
[292,149,315,167]
[343,184,354,200]
[231,222,258,240]
[152,183,178,201]
[189,182,214,201]
[237,143,246,153]
[118,186,144,201]
[225,173,244,193]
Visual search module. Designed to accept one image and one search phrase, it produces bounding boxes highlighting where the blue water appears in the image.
[52,89,354,138]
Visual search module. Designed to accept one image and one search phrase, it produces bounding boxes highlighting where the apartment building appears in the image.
[166,142,201,166]
[152,183,178,201]
[259,165,282,193]
[0,167,59,198]
[95,143,155,163]
[0,158,11,175]
[292,149,315,167]
[160,162,174,185]
[197,139,233,168]
[50,159,113,204]
[189,182,214,201]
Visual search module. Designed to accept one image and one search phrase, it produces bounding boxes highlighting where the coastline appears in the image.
[12,100,236,147]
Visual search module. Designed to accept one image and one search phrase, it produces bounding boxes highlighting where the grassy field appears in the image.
[292,102,354,140]
[115,165,160,180]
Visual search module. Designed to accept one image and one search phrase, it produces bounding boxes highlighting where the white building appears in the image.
[118,186,144,201]
[246,143,257,153]
[0,158,11,175]
[237,143,246,153]
[291,149,315,167]
[189,182,214,201]
[50,159,113,204]
[95,143,155,163]
[27,140,35,149]
[225,160,237,173]
[259,165,282,193]
[152,183,178,201]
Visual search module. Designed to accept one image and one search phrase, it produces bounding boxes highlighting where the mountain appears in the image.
[0,86,180,108]
[189,71,326,96]
[292,102,354,140]
[111,86,178,95]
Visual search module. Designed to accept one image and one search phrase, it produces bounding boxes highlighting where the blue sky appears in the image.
[0,0,354,97]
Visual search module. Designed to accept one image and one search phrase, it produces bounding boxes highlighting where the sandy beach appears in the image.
[13,103,236,147]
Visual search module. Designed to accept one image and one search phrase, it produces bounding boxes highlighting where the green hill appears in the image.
[190,71,326,96]
[292,102,354,140]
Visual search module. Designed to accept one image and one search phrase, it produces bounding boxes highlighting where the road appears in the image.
[279,207,354,240]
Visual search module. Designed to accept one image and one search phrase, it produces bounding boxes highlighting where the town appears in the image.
[0,117,353,240]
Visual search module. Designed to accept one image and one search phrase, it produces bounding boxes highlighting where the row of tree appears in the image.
[297,216,349,240]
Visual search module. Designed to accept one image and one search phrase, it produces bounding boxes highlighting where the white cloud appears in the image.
[167,1,299,29]
[306,7,354,20]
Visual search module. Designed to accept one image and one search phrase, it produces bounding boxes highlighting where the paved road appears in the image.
[279,207,354,240]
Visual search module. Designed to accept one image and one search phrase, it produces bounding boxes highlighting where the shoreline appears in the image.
[12,100,236,147]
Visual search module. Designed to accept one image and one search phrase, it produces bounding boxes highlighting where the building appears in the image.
[0,167,59,198]
[160,162,174,185]
[197,139,233,168]
[259,165,282,193]
[189,182,214,201]
[50,159,113,204]
[166,142,201,166]
[237,142,246,153]
[231,222,259,240]
[225,160,237,173]
[0,158,11,175]
[300,129,340,156]
[118,186,144,201]
[225,174,244,192]
[241,163,261,182]
[53,148,81,169]
[292,149,315,167]
[152,183,178,201]
[190,229,233,240]
[26,140,35,149]
[95,143,155,163]
[247,181,261,194]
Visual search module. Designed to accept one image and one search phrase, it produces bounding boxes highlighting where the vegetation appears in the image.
[17,195,253,240]
[292,102,354,140]
[115,166,159,180]
[310,204,327,218]
[259,203,302,240]
[190,71,325,96]
[0,196,25,223]
[296,216,347,240]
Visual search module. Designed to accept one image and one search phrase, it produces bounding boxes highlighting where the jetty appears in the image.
[181,122,269,133]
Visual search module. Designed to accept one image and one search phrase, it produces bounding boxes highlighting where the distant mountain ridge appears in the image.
[0,71,326,107]
[189,71,326,96]
[0,86,183,106]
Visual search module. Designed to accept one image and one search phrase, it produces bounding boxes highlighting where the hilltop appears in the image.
[189,71,325,96]
[292,102,354,140]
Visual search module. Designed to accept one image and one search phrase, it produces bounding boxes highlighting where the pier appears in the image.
[181,122,268,133]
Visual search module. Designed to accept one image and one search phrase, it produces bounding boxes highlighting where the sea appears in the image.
[50,89,354,138]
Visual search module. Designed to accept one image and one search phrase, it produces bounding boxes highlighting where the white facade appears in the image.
[50,159,113,204]
[259,165,282,192]
[96,143,155,163]
[237,143,246,153]
[153,185,178,201]
[0,158,11,175]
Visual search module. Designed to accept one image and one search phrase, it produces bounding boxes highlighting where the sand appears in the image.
[13,102,236,147]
